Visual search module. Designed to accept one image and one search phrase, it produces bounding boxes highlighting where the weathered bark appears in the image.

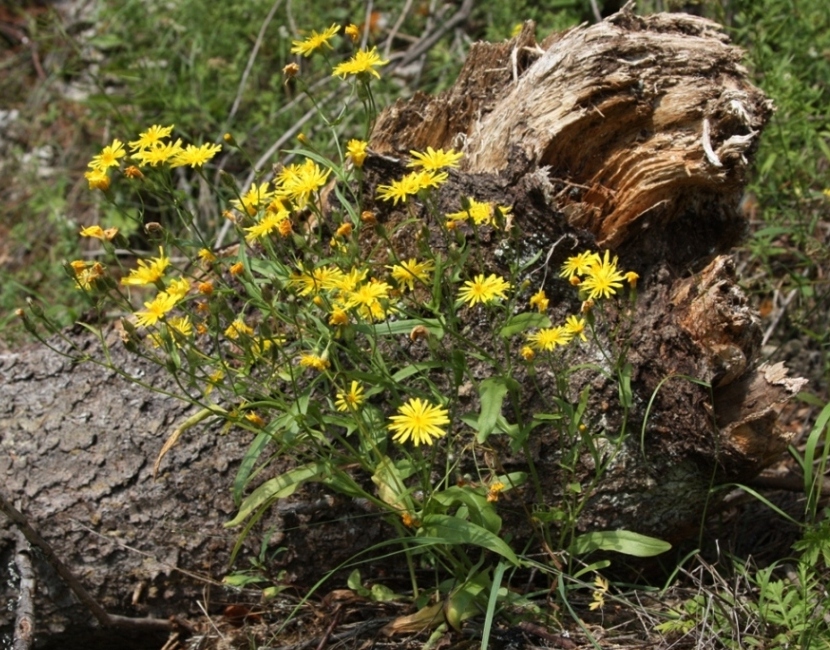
[1,5,806,644]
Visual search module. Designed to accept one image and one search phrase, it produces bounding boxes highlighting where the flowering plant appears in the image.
[22,22,662,627]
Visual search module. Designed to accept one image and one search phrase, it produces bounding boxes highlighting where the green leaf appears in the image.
[225,462,327,528]
[419,514,519,565]
[476,377,516,443]
[569,530,671,557]
[431,486,502,534]
[232,430,272,505]
[354,318,444,338]
[499,312,551,338]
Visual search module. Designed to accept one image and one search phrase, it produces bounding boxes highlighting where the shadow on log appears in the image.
[1,5,806,644]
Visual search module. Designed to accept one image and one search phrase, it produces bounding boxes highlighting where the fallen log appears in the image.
[1,5,806,644]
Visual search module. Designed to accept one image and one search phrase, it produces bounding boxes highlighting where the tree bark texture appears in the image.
[1,6,806,643]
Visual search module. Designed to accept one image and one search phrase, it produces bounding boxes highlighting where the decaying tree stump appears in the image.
[1,6,806,643]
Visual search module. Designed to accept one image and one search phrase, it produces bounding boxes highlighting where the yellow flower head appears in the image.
[329,308,349,326]
[135,291,178,328]
[129,125,174,151]
[580,250,625,301]
[131,138,184,166]
[446,198,496,226]
[486,481,506,503]
[527,326,573,351]
[388,258,434,292]
[224,318,254,340]
[170,142,222,168]
[589,574,609,611]
[290,264,346,296]
[121,247,170,286]
[89,139,126,171]
[167,315,193,338]
[376,170,448,205]
[332,47,389,78]
[560,250,601,281]
[80,225,119,241]
[625,271,639,288]
[291,24,340,57]
[407,147,463,171]
[299,353,330,371]
[346,139,368,167]
[198,248,217,264]
[388,398,450,446]
[165,278,191,302]
[279,158,330,208]
[84,169,110,191]
[344,280,391,321]
[231,182,275,216]
[458,274,511,306]
[564,314,587,342]
[335,381,365,412]
[529,288,549,313]
[520,346,535,361]
[344,24,360,41]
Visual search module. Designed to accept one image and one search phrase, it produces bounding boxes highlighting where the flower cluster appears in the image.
[84,124,222,191]
[524,251,637,354]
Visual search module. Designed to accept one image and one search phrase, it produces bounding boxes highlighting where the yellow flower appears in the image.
[486,481,506,503]
[344,23,360,41]
[589,574,609,611]
[564,314,587,342]
[407,147,463,171]
[376,170,448,204]
[84,169,110,191]
[229,262,244,276]
[521,346,535,361]
[389,258,434,292]
[70,261,105,290]
[346,139,368,167]
[165,278,191,301]
[527,326,573,351]
[124,165,144,179]
[170,142,222,168]
[231,182,275,216]
[80,225,119,241]
[345,280,392,321]
[198,281,214,295]
[446,198,497,226]
[335,381,365,412]
[335,222,353,238]
[198,248,217,264]
[291,24,340,57]
[529,288,549,313]
[625,271,639,288]
[121,247,170,286]
[580,250,625,300]
[299,353,330,371]
[388,398,450,446]
[244,209,290,242]
[245,412,265,428]
[279,158,330,207]
[135,292,178,328]
[89,139,126,171]
[129,125,174,151]
[329,308,349,326]
[290,265,346,296]
[224,319,254,340]
[332,47,389,78]
[560,250,601,280]
[167,315,193,338]
[131,139,184,166]
[458,274,511,306]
